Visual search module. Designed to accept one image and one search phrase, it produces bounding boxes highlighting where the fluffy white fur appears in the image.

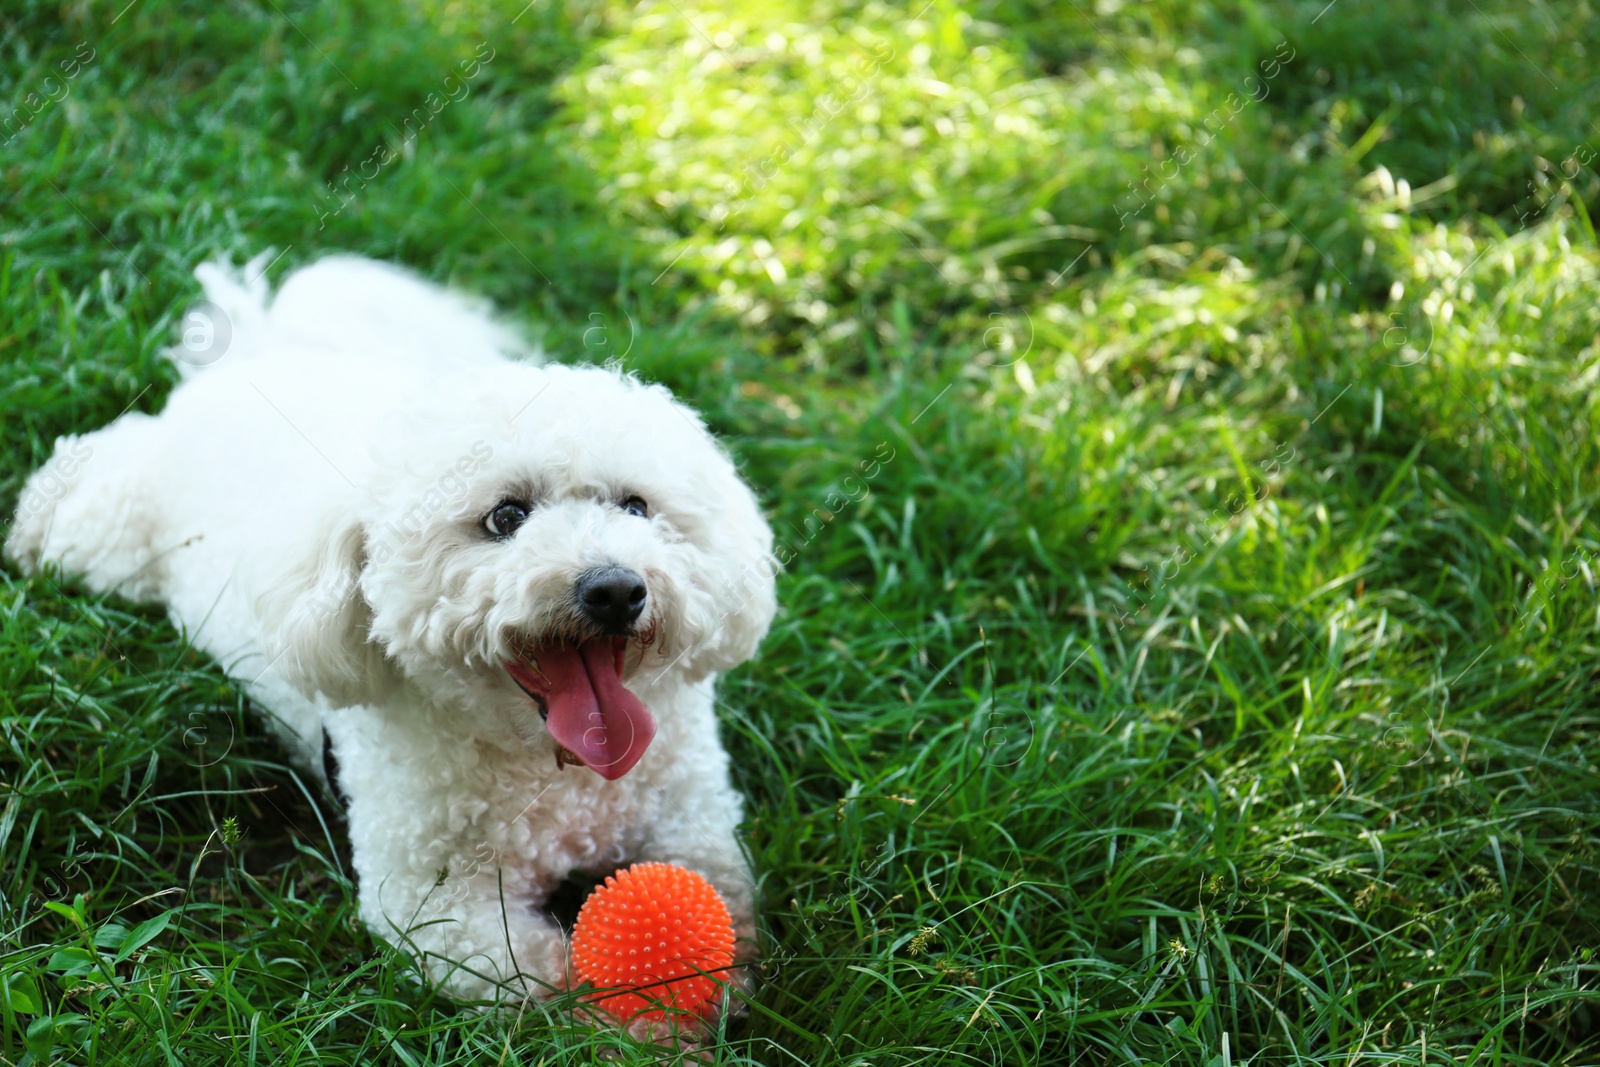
[6,254,777,1010]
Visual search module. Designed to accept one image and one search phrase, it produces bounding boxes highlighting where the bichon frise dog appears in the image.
[6,254,776,1016]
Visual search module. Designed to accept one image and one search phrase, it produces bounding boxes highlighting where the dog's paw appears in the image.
[721,964,752,1022]
[578,974,748,1063]
[577,1007,711,1064]
[620,1013,715,1063]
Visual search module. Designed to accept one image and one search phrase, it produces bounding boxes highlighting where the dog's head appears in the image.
[260,363,777,779]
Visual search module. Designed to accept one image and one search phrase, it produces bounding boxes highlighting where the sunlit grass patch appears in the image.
[559,0,1296,342]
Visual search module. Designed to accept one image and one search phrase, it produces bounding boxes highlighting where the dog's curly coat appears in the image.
[6,255,777,1007]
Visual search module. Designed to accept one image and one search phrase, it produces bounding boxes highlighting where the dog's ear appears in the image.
[256,517,397,707]
[690,481,779,676]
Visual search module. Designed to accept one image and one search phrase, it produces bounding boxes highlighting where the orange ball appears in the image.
[570,862,736,1023]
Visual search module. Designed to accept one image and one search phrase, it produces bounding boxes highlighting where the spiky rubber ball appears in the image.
[571,861,736,1023]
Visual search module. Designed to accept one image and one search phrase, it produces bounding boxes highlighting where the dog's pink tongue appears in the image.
[514,640,655,780]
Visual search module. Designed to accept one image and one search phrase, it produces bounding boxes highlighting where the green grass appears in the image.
[3,0,1599,1063]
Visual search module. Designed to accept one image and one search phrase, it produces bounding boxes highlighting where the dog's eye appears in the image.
[484,501,530,539]
[620,495,649,519]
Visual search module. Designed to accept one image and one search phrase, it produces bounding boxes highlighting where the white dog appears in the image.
[6,254,777,1015]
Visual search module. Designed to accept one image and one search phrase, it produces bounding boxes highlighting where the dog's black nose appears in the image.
[575,566,647,634]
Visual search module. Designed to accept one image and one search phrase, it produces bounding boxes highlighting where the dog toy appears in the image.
[571,861,736,1023]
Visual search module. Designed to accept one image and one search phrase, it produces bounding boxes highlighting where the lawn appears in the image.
[2,0,1599,1063]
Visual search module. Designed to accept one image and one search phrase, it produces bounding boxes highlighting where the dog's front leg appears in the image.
[627,805,758,1043]
[361,854,573,1005]
[634,766,759,967]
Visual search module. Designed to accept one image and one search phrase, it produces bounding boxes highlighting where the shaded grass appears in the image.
[3,0,1599,1064]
